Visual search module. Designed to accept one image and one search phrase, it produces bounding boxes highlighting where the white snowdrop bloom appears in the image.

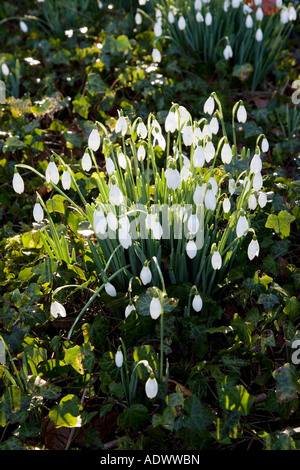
[194,0,202,9]
[255,28,263,42]
[168,11,175,23]
[223,0,230,12]
[115,116,128,136]
[88,129,100,151]
[221,142,232,164]
[94,209,107,235]
[33,203,44,222]
[188,214,200,235]
[245,14,253,28]
[50,301,66,318]
[106,157,115,175]
[223,197,231,213]
[178,105,190,127]
[253,172,263,191]
[125,304,136,318]
[256,7,263,21]
[156,133,166,151]
[288,6,297,21]
[202,124,212,139]
[204,141,215,163]
[208,176,218,195]
[237,105,247,123]
[165,111,177,133]
[152,221,163,240]
[250,154,262,174]
[193,146,205,168]
[119,228,132,249]
[152,119,162,138]
[211,251,222,270]
[248,193,257,210]
[62,170,71,190]
[46,161,59,185]
[115,350,123,368]
[248,239,260,260]
[228,178,236,195]
[165,168,181,190]
[276,0,282,7]
[137,121,147,139]
[107,212,118,231]
[154,20,162,37]
[150,297,162,320]
[137,145,146,161]
[236,215,249,238]
[182,126,194,146]
[139,0,147,4]
[109,183,123,206]
[105,282,117,297]
[196,11,204,22]
[186,240,198,259]
[223,45,233,60]
[258,191,267,208]
[81,152,92,171]
[178,16,186,30]
[205,12,212,25]
[145,213,156,230]
[118,152,127,169]
[261,137,269,152]
[210,117,219,135]
[140,266,152,285]
[119,216,130,231]
[135,12,142,25]
[232,0,241,8]
[145,376,158,398]
[1,63,9,76]
[204,96,215,115]
[152,48,161,63]
[12,172,24,194]
[280,7,289,24]
[193,184,206,205]
[192,294,203,312]
[205,189,216,211]
[254,0,262,5]
[180,166,192,182]
[20,21,28,33]
[243,3,252,14]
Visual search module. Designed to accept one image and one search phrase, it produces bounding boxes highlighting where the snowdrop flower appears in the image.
[204,141,215,163]
[193,184,206,204]
[211,250,222,270]
[88,129,100,151]
[205,12,212,26]
[193,146,205,168]
[46,160,59,185]
[248,193,257,210]
[223,0,230,12]
[221,142,232,164]
[165,111,177,133]
[94,209,107,235]
[202,124,212,139]
[258,191,267,208]
[248,238,260,260]
[152,48,161,63]
[135,12,142,25]
[182,126,194,146]
[188,214,200,235]
[255,28,263,42]
[137,121,147,139]
[62,170,71,190]
[276,0,282,6]
[165,168,181,190]
[208,177,218,195]
[154,20,162,36]
[118,152,127,170]
[137,145,146,161]
[140,265,152,285]
[253,172,263,191]
[256,7,263,21]
[152,221,163,240]
[223,197,231,213]
[106,157,115,175]
[109,183,123,206]
[228,178,236,195]
[119,216,130,231]
[245,14,253,28]
[154,132,166,151]
[145,376,158,398]
[192,294,203,312]
[168,11,175,23]
[125,303,136,318]
[196,11,204,22]
[250,154,262,174]
[20,21,28,33]
[107,212,118,231]
[33,203,44,222]
[195,0,202,9]
[210,117,219,135]
[150,297,162,320]
[236,214,249,238]
[50,301,66,318]
[232,0,241,8]
[205,189,216,211]
[254,0,262,5]
[119,228,132,249]
[280,7,289,24]
[186,240,198,259]
[12,172,24,194]
[115,116,128,136]
[81,152,92,171]
[1,63,9,76]
[237,104,247,123]
[204,96,215,115]
[180,166,192,182]
[243,3,252,14]
[178,106,190,128]
[288,6,297,21]
[223,45,233,60]
[115,350,123,368]
[105,282,117,297]
[178,16,186,30]
[261,137,269,152]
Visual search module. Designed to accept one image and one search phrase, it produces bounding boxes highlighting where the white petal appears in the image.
[186,240,197,259]
[81,152,92,171]
[140,266,152,285]
[150,297,162,319]
[248,239,260,260]
[115,350,123,367]
[211,251,222,270]
[188,214,200,235]
[105,282,117,297]
[205,189,216,211]
[223,198,231,213]
[33,203,44,222]
[192,294,203,312]
[62,170,71,190]
[204,96,215,115]
[12,173,24,194]
[236,215,249,238]
[145,377,158,398]
[88,129,100,151]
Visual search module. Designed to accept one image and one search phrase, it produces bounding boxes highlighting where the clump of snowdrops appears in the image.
[13,92,268,398]
[138,0,298,90]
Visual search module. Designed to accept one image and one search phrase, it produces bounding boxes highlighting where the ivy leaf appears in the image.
[117,404,149,429]
[265,210,296,238]
[49,394,83,428]
[273,364,300,402]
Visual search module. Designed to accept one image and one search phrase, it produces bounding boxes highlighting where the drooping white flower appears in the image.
[154,20,162,36]
[223,45,233,60]
[255,28,263,42]
[248,193,257,210]
[250,154,262,174]
[192,294,203,312]
[223,197,231,213]
[258,191,267,208]
[118,152,127,170]
[245,14,253,28]
[119,228,132,249]
[180,166,192,182]
[205,189,216,211]
[106,157,115,175]
[202,124,212,139]
[236,215,249,238]
[94,209,107,235]
[1,63,9,76]
[115,350,123,368]
[182,126,194,146]
[276,0,282,7]
[280,7,289,24]
[105,282,117,297]
[20,21,28,33]
[107,212,118,231]
[196,11,204,22]
[232,0,241,7]
[33,203,44,222]
[145,376,158,398]
[137,145,146,161]
[188,214,200,235]
[194,0,202,9]
[248,239,260,260]
[168,11,175,23]
[253,172,263,191]
[81,152,92,171]
[12,172,24,194]
[186,240,198,259]
[204,96,215,115]
[237,105,247,123]
[137,121,147,139]
[193,146,205,168]
[210,117,219,135]
[178,105,190,128]
[261,137,269,152]
[221,142,232,164]
[140,266,152,285]
[62,170,71,190]
[165,111,177,133]
[150,297,162,320]
[288,5,297,21]
[178,16,186,30]
[50,301,66,318]
[208,177,218,195]
[228,178,236,195]
[223,0,230,11]
[119,216,130,231]
[205,12,212,26]
[255,7,263,21]
[152,48,161,63]
[211,250,222,270]
[204,141,215,163]
[125,304,136,318]
[88,129,100,151]
[165,168,181,190]
[135,12,142,25]
[109,183,123,206]
[152,221,163,240]
[193,184,206,205]
[46,161,59,185]
[115,116,128,136]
